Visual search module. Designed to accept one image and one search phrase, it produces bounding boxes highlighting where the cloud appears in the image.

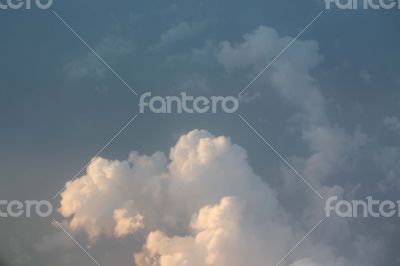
[217,25,322,121]
[216,25,367,189]
[57,128,357,265]
[58,151,168,241]
[214,26,372,264]
[55,24,377,266]
[113,201,144,238]
[289,258,346,266]
[135,197,292,266]
[35,231,74,253]
[217,26,286,70]
[290,259,319,266]
[150,21,209,52]
[359,70,372,83]
[301,126,367,185]
[383,116,400,133]
[65,37,135,80]
[59,129,286,237]
[375,147,400,192]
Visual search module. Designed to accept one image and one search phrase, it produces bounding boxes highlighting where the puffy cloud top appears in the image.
[58,130,301,265]
[58,129,351,266]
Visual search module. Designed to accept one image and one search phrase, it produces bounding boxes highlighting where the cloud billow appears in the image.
[58,129,349,266]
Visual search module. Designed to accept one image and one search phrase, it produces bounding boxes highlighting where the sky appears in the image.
[0,0,400,265]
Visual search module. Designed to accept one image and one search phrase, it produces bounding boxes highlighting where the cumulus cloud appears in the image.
[55,24,375,266]
[214,26,373,264]
[216,25,367,190]
[59,129,286,226]
[135,196,292,266]
[58,129,354,265]
[56,128,361,266]
[113,201,144,238]
[59,151,168,241]
[216,25,322,124]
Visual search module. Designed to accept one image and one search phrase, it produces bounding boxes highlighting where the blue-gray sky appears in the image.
[1,0,400,265]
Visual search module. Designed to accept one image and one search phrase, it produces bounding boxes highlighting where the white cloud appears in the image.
[59,129,286,240]
[113,201,144,238]
[57,129,355,265]
[135,197,292,266]
[58,151,168,241]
